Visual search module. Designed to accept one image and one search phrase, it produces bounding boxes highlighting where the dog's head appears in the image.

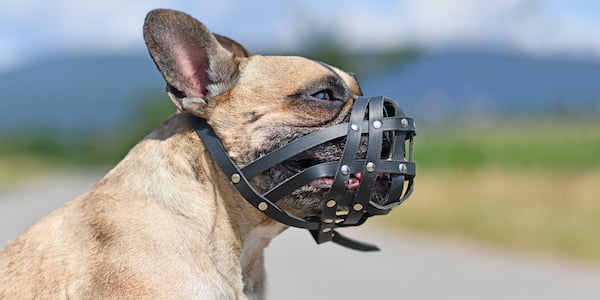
[143,9,415,247]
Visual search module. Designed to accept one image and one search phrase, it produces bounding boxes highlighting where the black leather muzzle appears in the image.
[190,96,416,251]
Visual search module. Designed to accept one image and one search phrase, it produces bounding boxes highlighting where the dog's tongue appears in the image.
[346,172,362,189]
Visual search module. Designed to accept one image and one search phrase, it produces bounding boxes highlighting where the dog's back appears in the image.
[0,112,266,299]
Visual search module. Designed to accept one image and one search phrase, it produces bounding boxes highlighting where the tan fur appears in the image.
[0,9,361,299]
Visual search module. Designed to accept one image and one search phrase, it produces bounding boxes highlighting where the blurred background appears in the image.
[1,0,599,284]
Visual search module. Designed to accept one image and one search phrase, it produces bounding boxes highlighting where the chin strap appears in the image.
[313,229,380,252]
[188,114,382,252]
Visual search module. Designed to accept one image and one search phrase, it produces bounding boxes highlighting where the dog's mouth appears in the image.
[280,135,394,204]
[189,94,415,249]
[282,159,373,189]
[282,157,335,187]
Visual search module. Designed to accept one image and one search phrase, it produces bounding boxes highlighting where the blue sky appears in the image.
[1,0,600,72]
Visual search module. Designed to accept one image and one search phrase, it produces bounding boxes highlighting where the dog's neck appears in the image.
[240,222,286,297]
[104,113,285,297]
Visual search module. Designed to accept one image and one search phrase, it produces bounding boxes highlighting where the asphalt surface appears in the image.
[1,172,600,300]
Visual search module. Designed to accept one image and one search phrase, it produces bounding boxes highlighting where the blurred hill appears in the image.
[0,55,164,135]
[1,49,600,136]
[362,50,600,123]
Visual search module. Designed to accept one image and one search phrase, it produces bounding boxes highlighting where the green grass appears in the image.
[414,119,600,169]
[374,119,600,261]
[0,156,60,190]
[376,167,600,261]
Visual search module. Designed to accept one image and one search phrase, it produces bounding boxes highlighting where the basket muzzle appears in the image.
[190,95,416,251]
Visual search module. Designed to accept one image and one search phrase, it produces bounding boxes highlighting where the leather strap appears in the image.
[189,115,386,251]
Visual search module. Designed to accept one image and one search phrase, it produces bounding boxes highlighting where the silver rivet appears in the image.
[350,123,359,131]
[401,118,409,128]
[336,210,349,216]
[366,162,376,173]
[326,200,337,208]
[340,165,350,175]
[231,173,241,183]
[257,202,268,211]
[322,227,332,233]
[399,163,408,174]
[372,120,382,129]
[353,203,364,211]
[324,218,334,224]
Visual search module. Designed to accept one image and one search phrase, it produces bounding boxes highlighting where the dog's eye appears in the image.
[311,89,335,101]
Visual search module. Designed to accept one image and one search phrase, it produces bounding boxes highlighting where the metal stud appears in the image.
[336,210,349,216]
[340,165,351,175]
[372,120,382,129]
[231,173,241,183]
[322,227,332,233]
[323,219,334,224]
[401,118,409,128]
[257,202,268,211]
[399,163,408,174]
[353,203,364,211]
[326,200,337,208]
[366,162,376,173]
[350,123,359,131]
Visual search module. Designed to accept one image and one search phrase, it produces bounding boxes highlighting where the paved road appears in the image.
[1,172,600,299]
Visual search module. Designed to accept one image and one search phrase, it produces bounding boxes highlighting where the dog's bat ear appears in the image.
[143,9,242,115]
[214,34,250,58]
